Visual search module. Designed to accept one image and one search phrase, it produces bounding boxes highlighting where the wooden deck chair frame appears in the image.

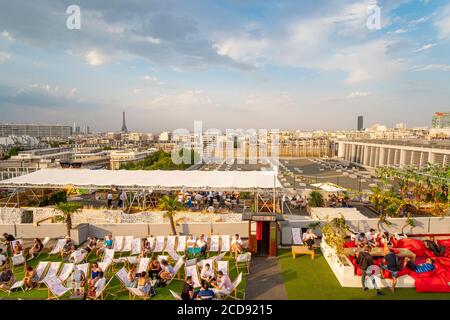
[38,261,62,289]
[113,266,132,296]
[92,277,113,300]
[176,235,187,253]
[166,258,184,284]
[217,260,229,276]
[49,239,66,255]
[45,277,71,300]
[164,236,176,255]
[127,287,150,300]
[184,264,201,288]
[220,235,231,254]
[235,252,251,275]
[34,236,51,259]
[131,238,141,256]
[66,263,89,294]
[169,289,182,300]
[152,236,165,256]
[137,257,150,273]
[208,235,220,256]
[58,263,75,284]
[113,236,124,254]
[10,253,26,271]
[222,272,245,300]
[121,236,133,256]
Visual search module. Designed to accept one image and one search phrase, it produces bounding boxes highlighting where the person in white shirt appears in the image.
[186,234,196,248]
[107,192,113,208]
[118,191,126,208]
[366,229,377,247]
[197,234,208,257]
[200,263,215,287]
[302,229,317,250]
[211,271,233,298]
[231,234,243,258]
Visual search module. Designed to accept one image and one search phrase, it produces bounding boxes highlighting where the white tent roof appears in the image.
[310,183,346,192]
[0,169,282,191]
[310,207,366,220]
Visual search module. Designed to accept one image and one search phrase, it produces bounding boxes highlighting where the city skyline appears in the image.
[1,0,450,132]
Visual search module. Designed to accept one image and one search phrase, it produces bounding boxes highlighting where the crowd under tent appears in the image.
[0,169,283,213]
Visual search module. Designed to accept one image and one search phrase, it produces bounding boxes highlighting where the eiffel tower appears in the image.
[121,111,128,133]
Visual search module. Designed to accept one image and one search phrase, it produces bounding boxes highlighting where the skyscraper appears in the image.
[357,116,364,131]
[121,111,128,133]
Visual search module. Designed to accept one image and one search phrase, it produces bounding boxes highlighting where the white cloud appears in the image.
[0,31,14,41]
[85,50,107,66]
[388,28,408,34]
[139,75,158,81]
[413,43,436,53]
[0,51,11,62]
[347,92,370,99]
[411,64,450,72]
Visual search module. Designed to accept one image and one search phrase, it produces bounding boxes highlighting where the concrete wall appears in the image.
[89,223,149,238]
[179,223,212,236]
[15,224,67,239]
[212,222,248,237]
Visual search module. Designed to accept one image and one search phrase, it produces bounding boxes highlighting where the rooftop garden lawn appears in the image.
[0,252,246,300]
[278,249,450,300]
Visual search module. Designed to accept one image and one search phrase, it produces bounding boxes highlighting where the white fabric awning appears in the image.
[0,169,282,191]
[310,183,346,192]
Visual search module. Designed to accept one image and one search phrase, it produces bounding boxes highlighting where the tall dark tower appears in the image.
[357,115,364,131]
[121,111,128,133]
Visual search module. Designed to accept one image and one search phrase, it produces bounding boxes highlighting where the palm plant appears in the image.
[400,213,416,236]
[158,194,184,235]
[55,202,83,237]
[308,191,324,207]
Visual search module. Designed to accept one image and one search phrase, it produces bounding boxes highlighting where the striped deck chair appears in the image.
[67,263,89,291]
[40,262,62,286]
[34,261,50,283]
[99,248,115,273]
[131,238,141,256]
[33,237,51,260]
[11,254,26,270]
[167,247,183,262]
[137,258,150,273]
[217,260,229,276]
[10,239,24,252]
[222,272,244,300]
[92,277,113,300]
[164,236,176,254]
[49,239,66,255]
[216,252,226,261]
[221,235,230,253]
[69,249,87,264]
[115,267,133,292]
[184,265,201,288]
[198,258,215,270]
[176,236,186,253]
[8,279,25,294]
[58,263,75,283]
[209,235,220,254]
[113,236,124,253]
[127,287,150,300]
[121,236,133,255]
[185,258,197,267]
[167,258,184,284]
[153,236,165,254]
[45,276,70,300]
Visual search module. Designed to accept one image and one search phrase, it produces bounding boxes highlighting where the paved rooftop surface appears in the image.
[246,256,288,300]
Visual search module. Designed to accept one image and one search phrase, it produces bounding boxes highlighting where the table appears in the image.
[344,247,416,259]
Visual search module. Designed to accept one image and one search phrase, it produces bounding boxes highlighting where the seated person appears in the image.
[0,249,7,267]
[211,270,233,299]
[0,266,15,291]
[181,276,194,300]
[200,263,215,287]
[88,271,106,299]
[12,242,23,256]
[137,271,152,295]
[197,234,208,257]
[60,236,74,259]
[84,237,98,253]
[186,234,196,249]
[355,233,368,248]
[158,260,174,286]
[404,257,435,274]
[28,238,44,260]
[71,265,86,297]
[88,262,102,286]
[231,234,243,257]
[423,240,446,257]
[148,258,162,279]
[302,229,317,250]
[127,265,138,288]
[96,234,113,256]
[24,266,38,290]
[196,282,215,300]
[64,245,78,262]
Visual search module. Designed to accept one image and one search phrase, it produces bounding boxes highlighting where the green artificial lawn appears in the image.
[0,252,246,300]
[278,249,450,300]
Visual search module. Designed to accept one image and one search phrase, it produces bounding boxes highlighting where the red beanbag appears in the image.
[344,241,356,248]
[437,239,450,247]
[396,239,427,256]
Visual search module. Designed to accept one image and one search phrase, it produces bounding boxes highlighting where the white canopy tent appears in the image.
[310,183,346,192]
[0,169,282,192]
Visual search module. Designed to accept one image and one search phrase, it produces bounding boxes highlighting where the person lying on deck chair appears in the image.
[27,238,43,260]
[0,266,15,291]
[302,229,318,250]
[84,237,98,254]
[96,234,113,257]
[186,234,196,249]
[128,265,138,288]
[88,262,102,287]
[404,257,435,274]
[197,234,208,257]
[12,242,23,256]
[137,271,152,295]
[141,238,150,258]
[423,240,446,257]
[60,236,74,259]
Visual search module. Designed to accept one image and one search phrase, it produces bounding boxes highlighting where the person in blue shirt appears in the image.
[404,257,435,274]
[195,282,215,300]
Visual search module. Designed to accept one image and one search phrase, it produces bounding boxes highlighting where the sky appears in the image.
[0,0,449,133]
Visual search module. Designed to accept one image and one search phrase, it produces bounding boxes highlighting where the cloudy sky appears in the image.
[0,0,449,132]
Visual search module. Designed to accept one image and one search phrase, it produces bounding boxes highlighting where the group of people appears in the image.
[176,191,241,212]
[104,190,127,209]
[326,194,350,208]
[182,268,233,300]
[1,233,44,261]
